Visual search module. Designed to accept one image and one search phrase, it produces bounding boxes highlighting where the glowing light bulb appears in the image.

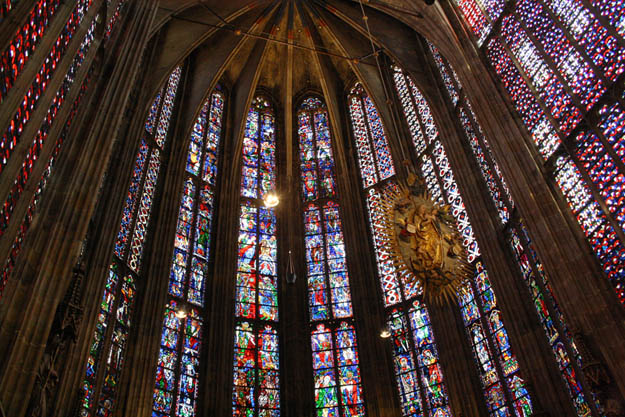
[380,327,391,339]
[264,192,279,208]
[175,307,188,319]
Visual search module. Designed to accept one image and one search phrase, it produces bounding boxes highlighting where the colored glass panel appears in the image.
[409,300,453,415]
[394,65,532,416]
[554,156,625,302]
[507,227,592,416]
[311,323,365,417]
[348,83,395,188]
[104,0,126,40]
[241,97,276,199]
[297,98,337,201]
[0,0,93,175]
[153,90,224,417]
[458,107,510,224]
[0,68,92,300]
[155,67,182,148]
[304,202,354,321]
[515,0,606,110]
[421,142,481,262]
[81,66,182,417]
[233,96,280,416]
[153,302,203,417]
[366,184,403,306]
[427,43,460,107]
[0,0,20,21]
[486,38,561,159]
[233,322,280,416]
[0,0,62,102]
[1,20,96,236]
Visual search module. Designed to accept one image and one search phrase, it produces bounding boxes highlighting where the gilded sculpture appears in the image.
[378,172,472,303]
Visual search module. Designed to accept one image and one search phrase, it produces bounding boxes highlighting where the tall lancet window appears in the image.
[151,89,225,417]
[79,66,182,417]
[393,65,533,417]
[0,2,99,297]
[428,43,606,415]
[347,83,452,417]
[449,0,625,304]
[232,97,280,417]
[297,97,366,416]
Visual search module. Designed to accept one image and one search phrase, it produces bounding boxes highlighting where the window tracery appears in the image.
[348,83,453,416]
[80,66,182,417]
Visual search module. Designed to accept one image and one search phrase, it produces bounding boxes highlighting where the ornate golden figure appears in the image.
[378,172,472,303]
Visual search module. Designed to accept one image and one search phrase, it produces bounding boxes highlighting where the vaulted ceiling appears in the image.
[146,0,461,103]
[139,0,465,166]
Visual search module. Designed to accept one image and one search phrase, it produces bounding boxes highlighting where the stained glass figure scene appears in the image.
[79,66,182,417]
[233,96,280,416]
[152,89,224,417]
[298,96,366,416]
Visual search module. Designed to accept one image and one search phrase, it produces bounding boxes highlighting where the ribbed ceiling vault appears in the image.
[143,0,463,163]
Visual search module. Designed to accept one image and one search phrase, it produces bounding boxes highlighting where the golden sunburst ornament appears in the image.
[377,173,472,304]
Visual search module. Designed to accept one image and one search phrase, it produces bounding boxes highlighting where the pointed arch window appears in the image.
[232,96,280,417]
[392,64,535,416]
[152,89,225,417]
[402,51,606,415]
[347,83,452,416]
[0,5,99,298]
[80,66,182,417]
[297,96,366,416]
[348,83,395,188]
[447,0,625,305]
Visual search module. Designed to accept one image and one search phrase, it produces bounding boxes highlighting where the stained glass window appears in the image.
[0,0,62,102]
[392,64,533,416]
[0,0,20,21]
[348,83,395,188]
[423,45,606,414]
[388,303,452,416]
[104,0,126,40]
[80,66,182,417]
[298,97,366,416]
[311,322,365,416]
[0,18,97,299]
[1,20,96,238]
[152,89,224,417]
[233,96,280,416]
[447,0,625,305]
[1,68,93,299]
[348,83,452,416]
[240,97,276,200]
[0,0,94,175]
